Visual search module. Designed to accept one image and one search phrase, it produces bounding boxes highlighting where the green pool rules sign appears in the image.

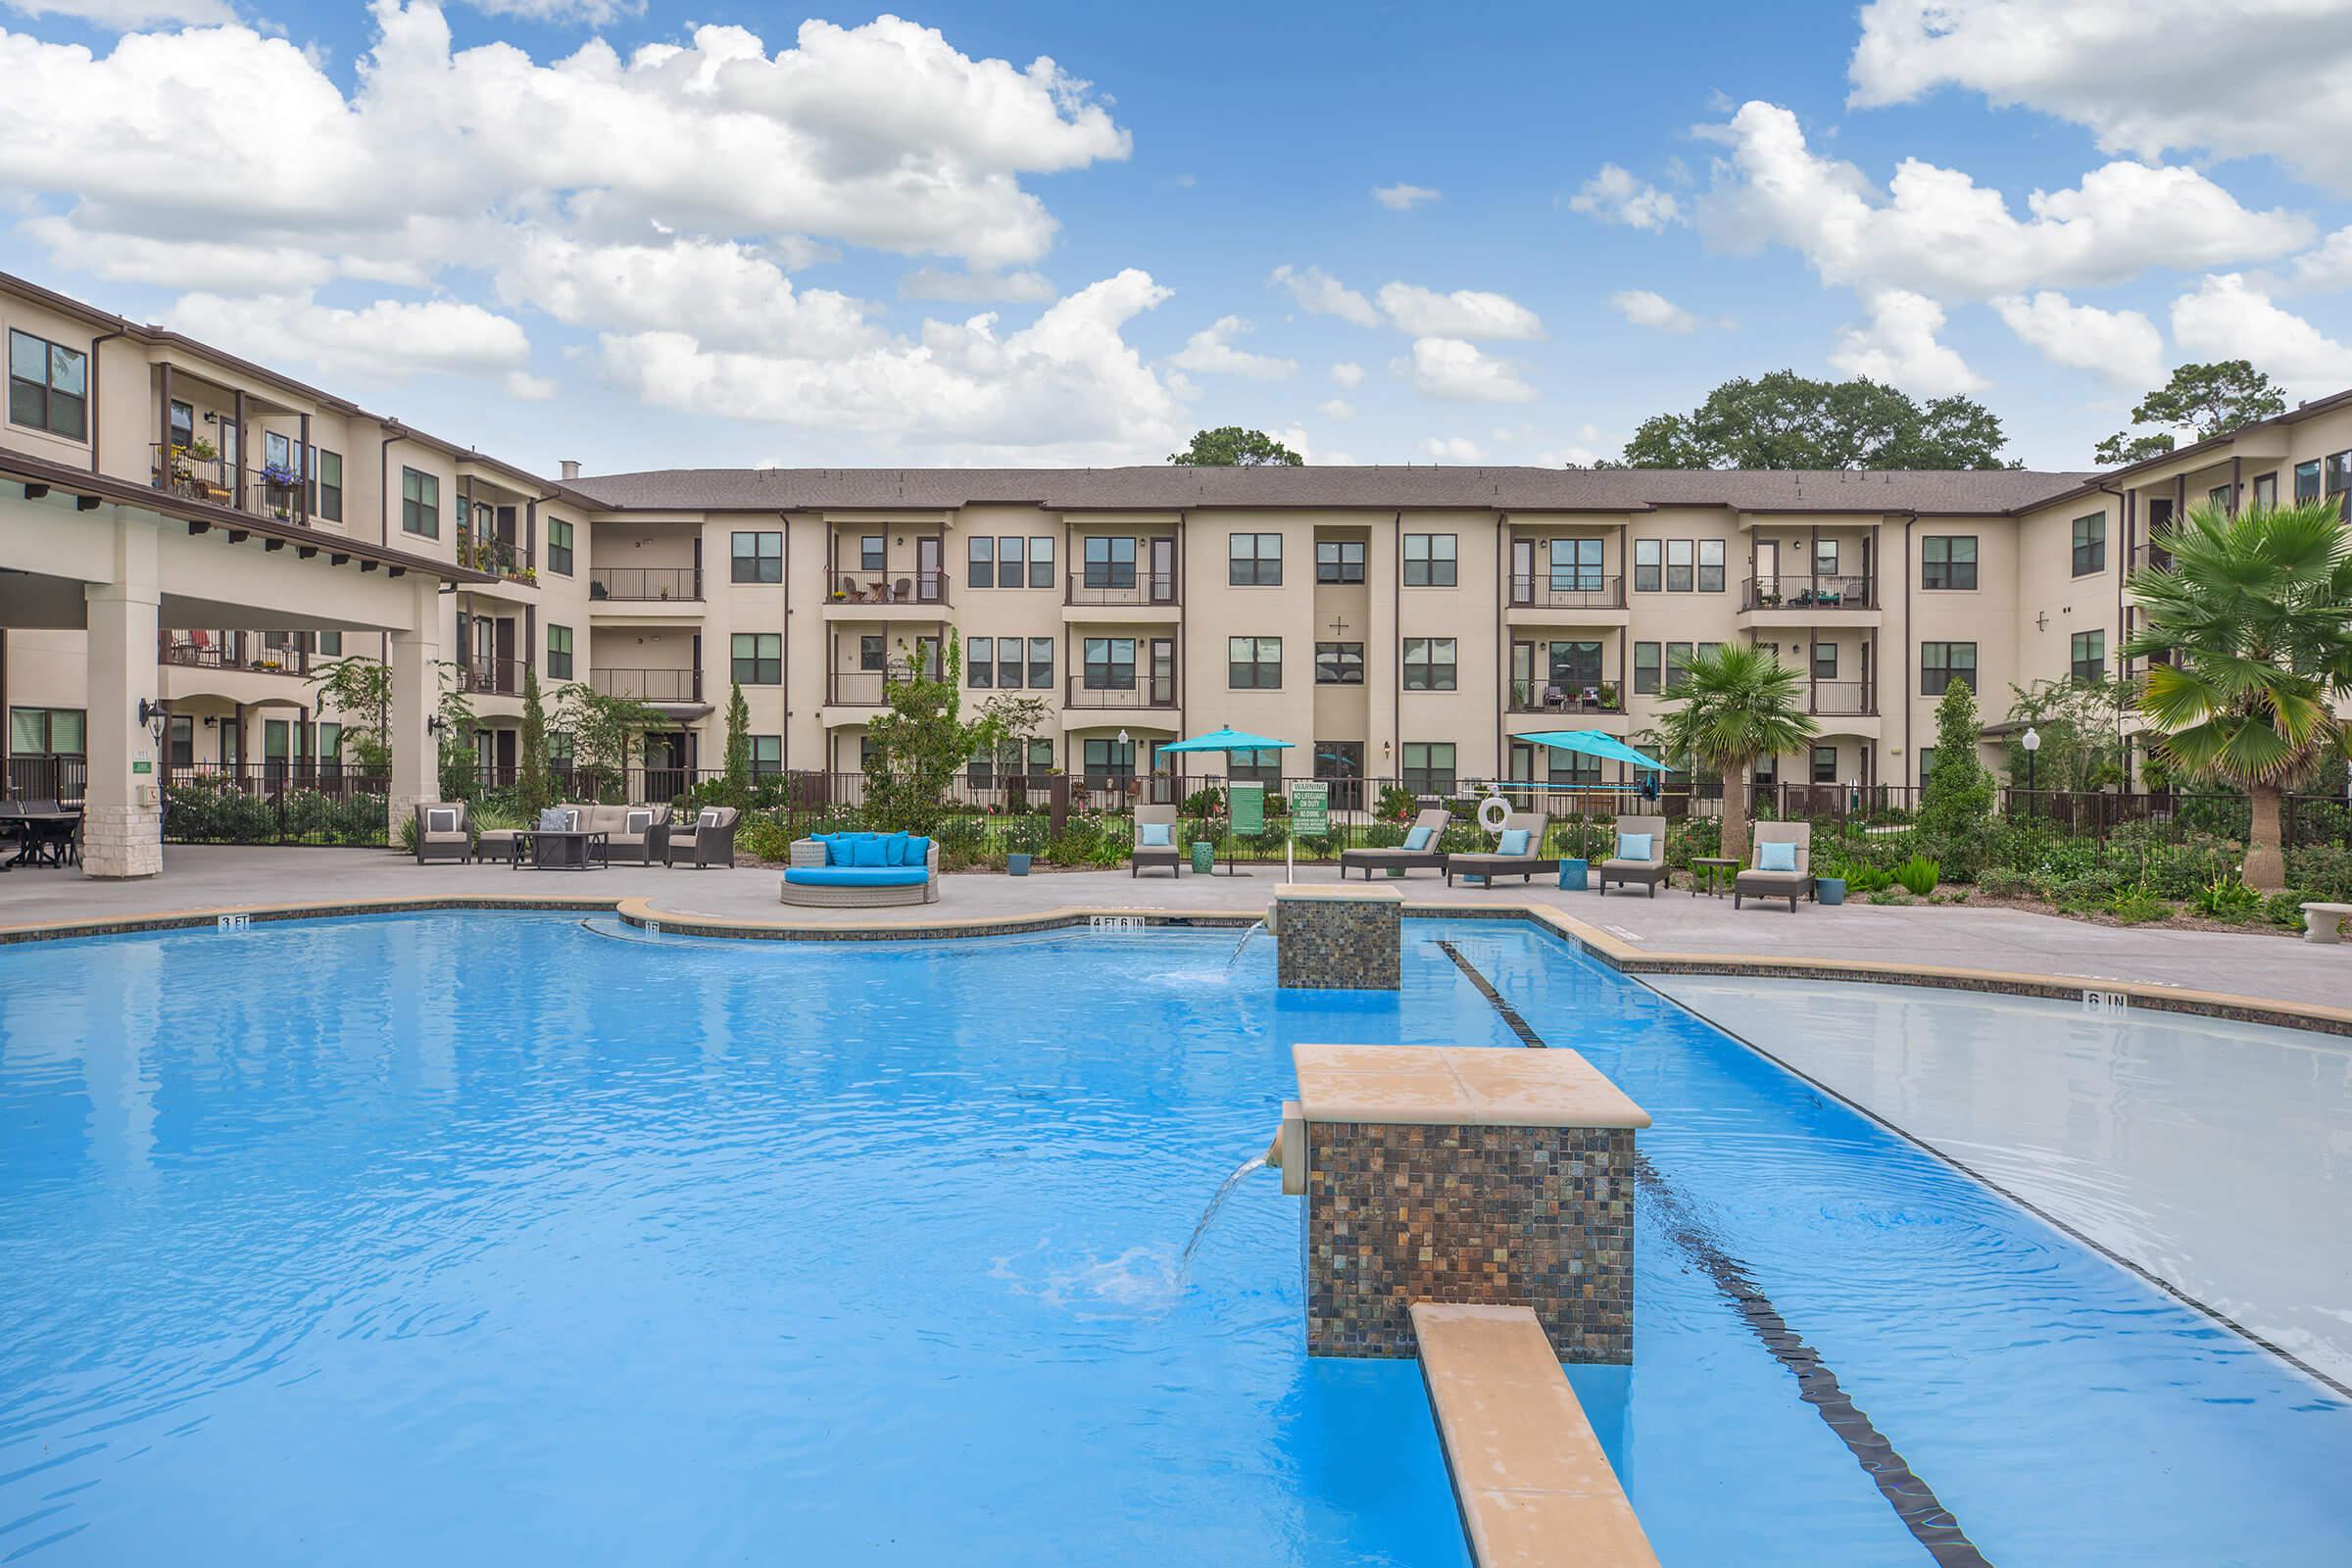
[1288,780,1329,837]
[1229,781,1265,836]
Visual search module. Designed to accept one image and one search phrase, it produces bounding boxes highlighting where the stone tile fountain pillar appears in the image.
[1270,883,1401,990]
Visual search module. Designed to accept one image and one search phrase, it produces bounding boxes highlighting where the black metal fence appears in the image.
[7,754,83,804]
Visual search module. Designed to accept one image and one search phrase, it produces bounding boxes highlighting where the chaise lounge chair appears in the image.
[1444,811,1557,887]
[1597,814,1667,897]
[414,802,472,864]
[665,806,739,868]
[1734,820,1813,912]
[1339,806,1449,880]
[1131,803,1181,877]
[782,829,940,906]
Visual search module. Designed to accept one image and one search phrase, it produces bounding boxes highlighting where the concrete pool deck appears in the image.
[4,846,2349,1023]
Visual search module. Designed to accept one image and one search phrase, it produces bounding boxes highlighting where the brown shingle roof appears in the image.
[565,464,2099,515]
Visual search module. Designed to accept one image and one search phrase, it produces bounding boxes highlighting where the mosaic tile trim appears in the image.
[1303,1119,1636,1361]
[1275,896,1401,990]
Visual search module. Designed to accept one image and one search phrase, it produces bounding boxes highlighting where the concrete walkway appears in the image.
[4,846,2346,1011]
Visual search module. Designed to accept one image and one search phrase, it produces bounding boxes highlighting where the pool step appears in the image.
[1411,1302,1659,1568]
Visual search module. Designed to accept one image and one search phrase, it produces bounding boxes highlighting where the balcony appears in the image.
[593,666,703,704]
[1507,679,1622,716]
[1508,574,1625,612]
[158,631,312,678]
[457,656,526,698]
[1808,680,1876,717]
[590,565,702,602]
[459,530,537,586]
[2129,543,2172,573]
[1065,571,1178,609]
[825,569,950,608]
[1741,574,1873,611]
[1064,674,1178,710]
[152,445,326,524]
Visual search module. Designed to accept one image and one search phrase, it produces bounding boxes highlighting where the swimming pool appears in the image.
[1,913,2345,1565]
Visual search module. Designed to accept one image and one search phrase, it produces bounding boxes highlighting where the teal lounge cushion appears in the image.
[881,832,911,865]
[904,836,932,867]
[785,867,930,888]
[849,835,890,868]
[1757,840,1799,872]
[1498,828,1530,857]
[1616,831,1652,861]
[1138,822,1172,848]
[1403,825,1434,851]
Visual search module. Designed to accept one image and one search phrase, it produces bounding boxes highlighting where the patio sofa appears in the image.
[1131,803,1181,877]
[1339,806,1450,880]
[1444,811,1557,887]
[663,806,738,868]
[1597,814,1667,897]
[532,802,671,865]
[414,802,472,864]
[783,830,940,906]
[1734,820,1814,912]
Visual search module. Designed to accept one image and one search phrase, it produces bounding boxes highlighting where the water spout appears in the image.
[1180,1152,1268,1274]
[1224,919,1268,972]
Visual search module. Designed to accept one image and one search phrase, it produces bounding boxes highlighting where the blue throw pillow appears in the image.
[1757,840,1798,872]
[882,832,910,865]
[904,836,932,869]
[1403,825,1434,851]
[1498,828,1530,857]
[1139,822,1172,848]
[1616,831,1652,861]
[849,836,890,868]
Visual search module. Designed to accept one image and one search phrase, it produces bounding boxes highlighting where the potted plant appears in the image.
[1815,861,1848,906]
[1595,681,1619,710]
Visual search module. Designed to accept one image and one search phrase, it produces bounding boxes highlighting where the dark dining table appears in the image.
[0,807,81,868]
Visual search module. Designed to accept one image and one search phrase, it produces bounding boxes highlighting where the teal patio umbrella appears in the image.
[1508,729,1668,771]
[1159,727,1296,873]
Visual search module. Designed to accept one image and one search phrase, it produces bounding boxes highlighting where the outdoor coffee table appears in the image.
[1690,857,1736,897]
[518,829,609,870]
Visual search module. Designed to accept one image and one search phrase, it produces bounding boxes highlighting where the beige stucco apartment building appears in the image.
[8,267,2352,864]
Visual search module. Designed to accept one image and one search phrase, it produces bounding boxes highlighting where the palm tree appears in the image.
[1658,642,1819,864]
[2124,498,2352,889]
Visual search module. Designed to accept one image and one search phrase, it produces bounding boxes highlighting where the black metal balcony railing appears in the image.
[1507,679,1622,714]
[1065,674,1177,710]
[158,631,312,678]
[150,446,321,523]
[593,666,703,704]
[1509,574,1625,611]
[1065,571,1178,608]
[1808,680,1876,717]
[589,566,703,602]
[825,569,949,607]
[459,531,536,581]
[457,656,525,697]
[826,662,939,706]
[1742,574,1873,611]
[2129,543,2173,572]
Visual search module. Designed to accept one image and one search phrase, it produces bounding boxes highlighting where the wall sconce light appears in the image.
[136,700,168,743]
[426,715,447,736]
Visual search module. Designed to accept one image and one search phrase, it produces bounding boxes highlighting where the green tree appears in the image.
[1620,371,2013,470]
[863,636,1000,834]
[1167,427,1303,466]
[721,681,753,806]
[516,664,554,816]
[2095,361,2286,466]
[2124,499,2352,889]
[1658,643,1819,863]
[308,655,392,771]
[976,691,1052,808]
[551,685,665,803]
[434,668,478,800]
[2001,677,2128,793]
[1918,679,1996,864]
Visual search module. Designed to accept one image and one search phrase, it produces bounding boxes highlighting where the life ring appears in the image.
[1476,795,1511,833]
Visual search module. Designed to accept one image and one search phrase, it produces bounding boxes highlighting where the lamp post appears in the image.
[2022,725,2040,806]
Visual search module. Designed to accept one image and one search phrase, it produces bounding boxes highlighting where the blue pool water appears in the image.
[2,914,2346,1565]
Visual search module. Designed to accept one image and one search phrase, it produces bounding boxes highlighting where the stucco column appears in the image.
[82,514,164,879]
[388,578,442,823]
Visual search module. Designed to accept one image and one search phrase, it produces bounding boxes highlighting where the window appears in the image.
[1815,538,1839,577]
[7,329,86,440]
[546,517,574,576]
[859,634,886,672]
[1230,532,1282,585]
[266,430,293,473]
[318,723,341,765]
[967,637,994,689]
[1547,641,1601,687]
[1401,742,1456,797]
[8,707,84,755]
[751,736,782,775]
[1697,539,1725,593]
[1634,642,1662,695]
[731,632,781,685]
[1316,642,1364,684]
[1918,748,1936,786]
[965,534,993,588]
[169,399,194,451]
[314,630,342,656]
[1401,637,1457,692]
[860,535,885,572]
[2072,514,2105,575]
[1316,539,1365,583]
[2071,630,2106,685]
[2328,452,2352,497]
[547,624,573,680]
[1665,539,1694,592]
[1633,539,1662,593]
[1922,536,1978,590]
[733,530,783,583]
[400,467,439,537]
[164,714,192,770]
[1084,536,1136,589]
[1028,535,1054,589]
[2210,484,2233,508]
[997,536,1025,589]
[1548,538,1604,593]
[1812,641,1837,680]
[1665,642,1693,687]
[1083,737,1136,784]
[1404,533,1457,586]
[1812,745,1838,784]
[1229,636,1282,688]
[1084,637,1137,690]
[858,735,877,771]
[2296,460,2324,503]
[311,447,343,522]
[1920,641,1977,695]
[1028,637,1054,690]
[2253,472,2278,511]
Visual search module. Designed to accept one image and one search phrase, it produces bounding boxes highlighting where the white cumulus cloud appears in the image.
[1168,316,1297,380]
[1567,164,1683,230]
[897,266,1058,304]
[1269,263,1379,327]
[1329,361,1366,389]
[1376,282,1544,341]
[1373,182,1442,211]
[1609,289,1698,333]
[496,234,877,357]
[1420,436,1483,463]
[1319,398,1354,420]
[0,0,232,26]
[166,291,536,382]
[1397,337,1537,403]
[1990,290,2163,391]
[1827,290,1984,397]
[2170,273,2352,400]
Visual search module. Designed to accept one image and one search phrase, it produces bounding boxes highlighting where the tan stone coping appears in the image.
[1411,1302,1660,1568]
[1293,1044,1651,1130]
[1271,881,1404,905]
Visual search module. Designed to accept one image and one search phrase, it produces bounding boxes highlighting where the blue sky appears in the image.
[2,0,2347,475]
